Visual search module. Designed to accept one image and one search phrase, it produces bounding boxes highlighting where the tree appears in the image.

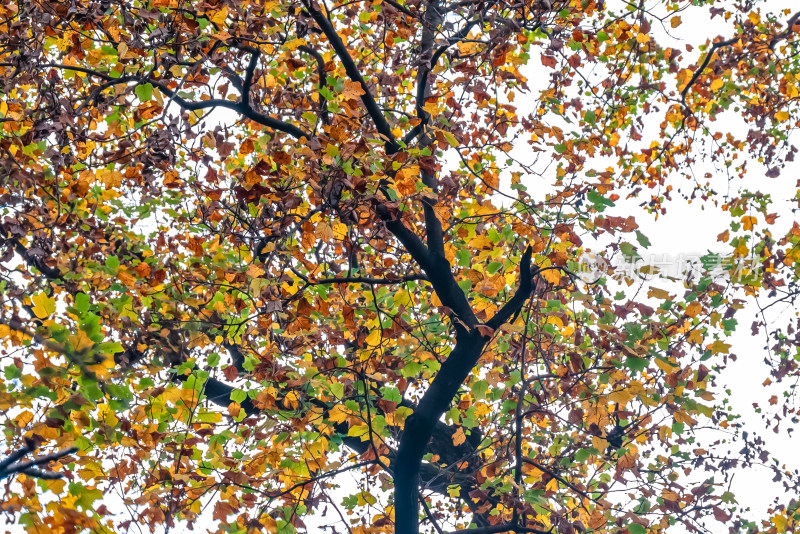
[1,0,800,532]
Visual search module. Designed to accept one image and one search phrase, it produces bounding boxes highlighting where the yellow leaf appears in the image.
[118,270,137,287]
[662,489,679,501]
[647,287,671,300]
[96,168,123,188]
[635,33,650,44]
[442,130,459,147]
[68,331,94,352]
[608,388,635,406]
[710,340,731,354]
[117,42,128,60]
[541,268,562,285]
[209,6,229,27]
[546,316,563,329]
[365,328,382,346]
[654,358,677,373]
[710,78,724,92]
[347,424,368,438]
[395,165,419,196]
[775,110,790,122]
[741,215,757,231]
[246,263,265,278]
[673,409,697,426]
[284,38,306,51]
[423,100,439,116]
[670,16,682,28]
[15,410,33,428]
[773,513,789,533]
[31,292,56,319]
[285,390,300,409]
[591,435,608,451]
[688,329,704,345]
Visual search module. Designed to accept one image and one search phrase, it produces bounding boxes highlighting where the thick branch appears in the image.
[152,80,308,139]
[0,445,78,481]
[298,45,329,125]
[394,330,487,534]
[303,0,400,152]
[313,273,429,285]
[378,208,478,328]
[404,4,491,146]
[486,246,534,330]
[414,0,447,258]
[239,45,261,109]
[0,225,62,280]
[393,244,538,534]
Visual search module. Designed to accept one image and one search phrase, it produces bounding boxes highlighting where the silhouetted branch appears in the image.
[0,443,77,481]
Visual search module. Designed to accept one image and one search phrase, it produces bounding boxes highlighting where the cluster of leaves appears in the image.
[1,0,800,533]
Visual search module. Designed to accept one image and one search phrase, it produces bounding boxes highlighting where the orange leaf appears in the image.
[342,80,366,100]
[452,427,466,446]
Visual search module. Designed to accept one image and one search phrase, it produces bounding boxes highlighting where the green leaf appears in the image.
[75,293,90,315]
[487,261,503,274]
[635,230,651,248]
[98,341,123,354]
[106,256,120,272]
[628,523,647,534]
[585,110,596,125]
[619,242,640,260]
[625,357,647,372]
[587,190,615,212]
[135,83,154,102]
[230,389,247,404]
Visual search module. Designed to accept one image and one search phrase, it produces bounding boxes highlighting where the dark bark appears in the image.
[0,443,77,481]
[394,329,488,534]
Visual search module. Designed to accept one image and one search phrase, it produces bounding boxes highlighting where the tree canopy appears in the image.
[2,0,800,533]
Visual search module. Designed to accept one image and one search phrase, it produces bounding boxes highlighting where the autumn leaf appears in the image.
[31,293,56,319]
[452,427,466,446]
[342,80,366,100]
[685,301,702,317]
